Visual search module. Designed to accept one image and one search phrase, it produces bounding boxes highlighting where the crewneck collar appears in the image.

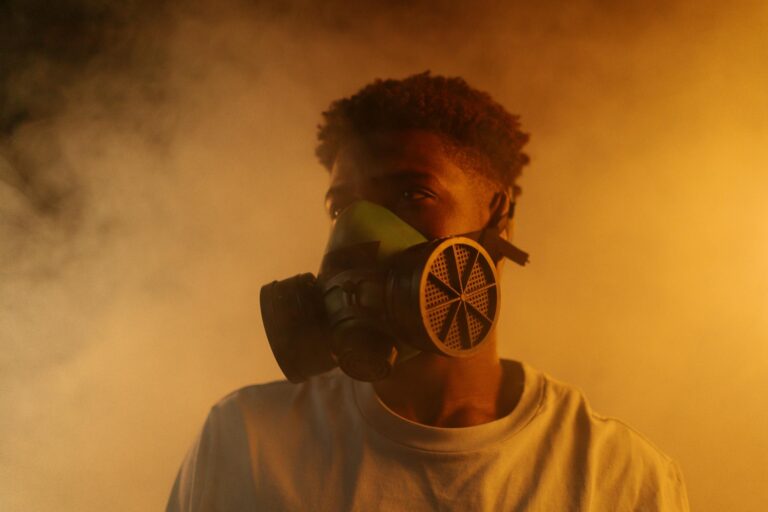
[351,359,545,453]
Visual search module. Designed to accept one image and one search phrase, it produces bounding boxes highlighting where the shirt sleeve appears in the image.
[166,395,256,512]
[659,460,691,512]
[631,457,691,512]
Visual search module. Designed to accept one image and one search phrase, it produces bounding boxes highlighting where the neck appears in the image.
[372,338,523,427]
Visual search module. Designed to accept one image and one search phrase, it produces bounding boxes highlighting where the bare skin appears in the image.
[326,130,525,428]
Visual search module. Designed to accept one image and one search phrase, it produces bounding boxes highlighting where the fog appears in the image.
[1,0,766,510]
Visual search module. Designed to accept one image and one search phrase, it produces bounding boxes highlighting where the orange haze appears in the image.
[1,1,766,510]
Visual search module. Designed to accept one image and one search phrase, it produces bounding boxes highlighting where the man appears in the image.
[167,72,690,511]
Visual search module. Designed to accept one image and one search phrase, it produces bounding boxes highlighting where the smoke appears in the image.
[1,0,766,510]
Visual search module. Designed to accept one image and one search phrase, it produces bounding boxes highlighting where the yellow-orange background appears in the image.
[1,1,766,510]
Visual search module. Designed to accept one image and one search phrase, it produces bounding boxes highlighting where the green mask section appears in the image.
[324,200,428,260]
[323,200,428,365]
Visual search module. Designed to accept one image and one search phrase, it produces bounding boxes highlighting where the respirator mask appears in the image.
[260,200,529,383]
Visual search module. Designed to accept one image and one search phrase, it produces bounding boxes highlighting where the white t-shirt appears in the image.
[166,361,689,511]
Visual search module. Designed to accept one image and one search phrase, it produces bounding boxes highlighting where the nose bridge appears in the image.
[331,138,398,210]
[328,174,384,210]
[351,177,388,207]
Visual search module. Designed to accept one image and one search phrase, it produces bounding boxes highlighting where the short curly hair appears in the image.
[316,71,530,197]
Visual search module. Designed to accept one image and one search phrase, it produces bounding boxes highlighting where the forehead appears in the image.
[329,130,466,187]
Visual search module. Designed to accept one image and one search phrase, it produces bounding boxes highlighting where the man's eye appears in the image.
[401,189,433,202]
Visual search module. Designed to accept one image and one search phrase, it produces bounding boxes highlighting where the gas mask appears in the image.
[260,200,529,383]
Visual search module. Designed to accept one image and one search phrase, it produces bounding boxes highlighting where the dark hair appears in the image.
[315,71,530,197]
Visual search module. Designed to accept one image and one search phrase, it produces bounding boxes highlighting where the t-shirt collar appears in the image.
[351,360,545,453]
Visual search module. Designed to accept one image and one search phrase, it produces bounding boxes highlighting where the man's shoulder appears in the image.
[528,363,678,473]
[523,364,689,509]
[227,368,348,400]
[208,369,353,425]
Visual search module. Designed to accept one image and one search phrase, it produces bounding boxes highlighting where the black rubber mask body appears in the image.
[260,201,528,383]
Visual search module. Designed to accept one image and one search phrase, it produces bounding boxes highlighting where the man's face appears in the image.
[326,130,497,239]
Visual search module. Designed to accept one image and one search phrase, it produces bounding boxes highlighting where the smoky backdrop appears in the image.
[1,0,766,510]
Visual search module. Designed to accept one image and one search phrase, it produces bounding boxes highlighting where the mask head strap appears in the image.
[462,191,529,266]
